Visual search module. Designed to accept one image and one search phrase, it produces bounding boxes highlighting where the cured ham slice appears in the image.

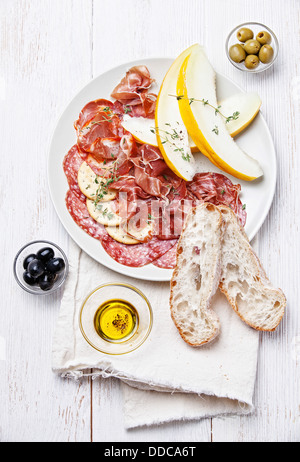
[111,66,157,118]
[111,66,154,101]
[74,99,114,131]
[187,173,246,226]
[75,100,121,159]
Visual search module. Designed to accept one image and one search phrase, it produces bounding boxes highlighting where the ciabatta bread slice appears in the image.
[218,205,286,331]
[170,203,223,346]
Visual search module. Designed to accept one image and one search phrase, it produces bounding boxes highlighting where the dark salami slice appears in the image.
[63,145,87,200]
[66,190,107,240]
[66,189,177,268]
[100,234,177,268]
[152,242,178,269]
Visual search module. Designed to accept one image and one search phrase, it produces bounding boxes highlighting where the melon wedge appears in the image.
[220,92,261,137]
[155,44,198,181]
[121,114,198,152]
[177,45,263,181]
[122,92,261,151]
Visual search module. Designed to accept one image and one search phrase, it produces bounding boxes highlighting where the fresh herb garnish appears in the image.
[92,159,119,207]
[169,94,240,124]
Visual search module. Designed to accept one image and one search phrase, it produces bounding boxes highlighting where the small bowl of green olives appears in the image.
[226,22,278,73]
[13,240,69,295]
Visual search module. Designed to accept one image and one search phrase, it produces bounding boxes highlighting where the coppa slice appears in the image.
[155,44,198,181]
[170,203,223,346]
[78,161,117,201]
[177,45,263,181]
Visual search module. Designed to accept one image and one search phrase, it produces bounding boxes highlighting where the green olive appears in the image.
[258,44,274,63]
[245,55,260,70]
[244,39,261,55]
[229,44,246,63]
[236,27,254,42]
[256,31,272,45]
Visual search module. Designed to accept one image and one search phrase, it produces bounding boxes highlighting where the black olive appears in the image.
[27,259,45,278]
[46,257,65,275]
[23,254,37,270]
[23,271,37,286]
[36,247,55,263]
[38,272,55,291]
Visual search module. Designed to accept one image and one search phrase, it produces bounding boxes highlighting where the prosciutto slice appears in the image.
[75,100,121,160]
[111,66,157,118]
[187,172,246,226]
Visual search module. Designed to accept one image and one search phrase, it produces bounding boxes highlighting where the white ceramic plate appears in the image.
[48,57,276,282]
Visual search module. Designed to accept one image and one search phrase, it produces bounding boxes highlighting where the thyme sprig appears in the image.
[212,125,219,135]
[169,94,240,124]
[91,159,120,208]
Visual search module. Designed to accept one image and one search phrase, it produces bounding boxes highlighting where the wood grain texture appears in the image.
[0,0,299,442]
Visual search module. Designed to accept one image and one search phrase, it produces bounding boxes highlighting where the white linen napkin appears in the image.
[52,239,259,428]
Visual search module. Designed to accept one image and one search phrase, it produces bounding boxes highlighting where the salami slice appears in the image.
[152,242,178,269]
[63,145,87,200]
[100,234,177,268]
[66,190,107,240]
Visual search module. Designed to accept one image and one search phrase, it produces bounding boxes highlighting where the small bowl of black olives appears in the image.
[13,240,69,295]
[226,22,278,73]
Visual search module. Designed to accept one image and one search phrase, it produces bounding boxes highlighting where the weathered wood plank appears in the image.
[0,0,93,442]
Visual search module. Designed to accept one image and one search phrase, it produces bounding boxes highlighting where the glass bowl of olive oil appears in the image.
[79,283,153,355]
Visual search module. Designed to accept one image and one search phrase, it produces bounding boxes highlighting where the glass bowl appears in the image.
[79,283,153,355]
[13,240,69,295]
[225,22,279,73]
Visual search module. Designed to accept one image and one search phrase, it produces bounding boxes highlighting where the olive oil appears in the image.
[94,299,138,342]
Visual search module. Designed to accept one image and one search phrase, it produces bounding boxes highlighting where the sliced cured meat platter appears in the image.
[48,58,276,281]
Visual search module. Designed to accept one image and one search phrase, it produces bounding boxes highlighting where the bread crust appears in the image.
[170,203,223,346]
[169,203,286,346]
[218,205,286,331]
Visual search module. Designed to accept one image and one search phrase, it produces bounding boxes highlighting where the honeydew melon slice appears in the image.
[121,115,198,152]
[121,92,261,149]
[219,92,261,138]
[177,45,263,181]
[155,44,198,181]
